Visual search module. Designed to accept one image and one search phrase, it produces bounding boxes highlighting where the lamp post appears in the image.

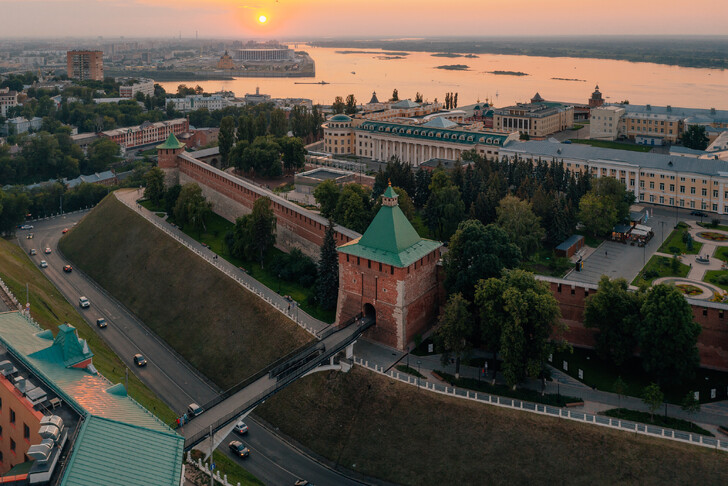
[417,360,422,389]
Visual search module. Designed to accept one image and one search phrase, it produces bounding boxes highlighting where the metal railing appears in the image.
[354,358,728,453]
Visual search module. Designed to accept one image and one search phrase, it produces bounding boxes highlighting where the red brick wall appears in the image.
[542,278,728,371]
[335,248,441,350]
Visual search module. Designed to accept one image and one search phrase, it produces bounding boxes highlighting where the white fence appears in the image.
[186,452,241,486]
[354,357,728,453]
[116,195,328,339]
[0,277,22,311]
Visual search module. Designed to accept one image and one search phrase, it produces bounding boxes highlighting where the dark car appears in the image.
[690,210,708,217]
[228,440,250,458]
[133,354,147,367]
[63,265,73,273]
[96,318,107,328]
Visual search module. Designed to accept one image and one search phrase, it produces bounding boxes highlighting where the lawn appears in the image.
[551,346,728,404]
[59,196,312,389]
[631,254,690,288]
[0,236,177,424]
[189,450,264,486]
[658,225,702,255]
[255,367,728,486]
[698,221,728,232]
[602,408,713,436]
[570,139,653,152]
[521,248,572,277]
[715,246,728,262]
[143,201,335,324]
[704,270,728,292]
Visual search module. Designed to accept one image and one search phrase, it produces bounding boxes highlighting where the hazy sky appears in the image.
[1,0,727,39]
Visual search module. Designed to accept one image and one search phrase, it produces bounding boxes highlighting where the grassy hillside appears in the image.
[59,195,312,389]
[256,368,728,486]
[0,237,176,424]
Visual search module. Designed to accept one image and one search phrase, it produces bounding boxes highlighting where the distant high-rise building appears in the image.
[66,50,104,81]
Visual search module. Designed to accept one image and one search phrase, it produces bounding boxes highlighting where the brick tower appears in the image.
[589,85,604,108]
[156,132,185,185]
[336,184,443,350]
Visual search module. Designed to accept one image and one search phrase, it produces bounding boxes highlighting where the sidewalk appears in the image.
[353,343,728,432]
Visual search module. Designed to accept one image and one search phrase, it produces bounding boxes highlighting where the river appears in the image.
[159,46,728,109]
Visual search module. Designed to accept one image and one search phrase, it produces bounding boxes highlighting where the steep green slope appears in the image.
[257,368,728,486]
[59,195,311,389]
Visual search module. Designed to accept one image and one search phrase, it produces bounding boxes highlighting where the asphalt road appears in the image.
[16,212,367,486]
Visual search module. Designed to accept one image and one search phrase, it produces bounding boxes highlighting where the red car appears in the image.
[63,265,72,273]
[62,228,69,234]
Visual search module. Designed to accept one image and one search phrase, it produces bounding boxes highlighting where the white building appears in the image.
[2,116,42,136]
[0,88,18,117]
[589,106,626,140]
[168,95,230,113]
[118,78,155,98]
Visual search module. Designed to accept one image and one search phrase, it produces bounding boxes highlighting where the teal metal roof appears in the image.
[422,117,458,129]
[329,114,352,122]
[356,120,509,147]
[0,312,183,485]
[338,194,441,267]
[391,99,419,109]
[61,416,183,486]
[156,132,185,150]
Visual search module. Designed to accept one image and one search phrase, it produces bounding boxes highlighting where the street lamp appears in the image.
[417,360,422,389]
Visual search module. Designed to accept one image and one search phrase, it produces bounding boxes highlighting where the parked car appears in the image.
[690,210,708,217]
[79,296,90,308]
[29,249,37,255]
[39,260,48,268]
[233,420,248,435]
[187,403,204,418]
[44,247,52,254]
[62,228,69,234]
[63,265,72,273]
[133,354,147,367]
[228,441,250,458]
[96,318,107,328]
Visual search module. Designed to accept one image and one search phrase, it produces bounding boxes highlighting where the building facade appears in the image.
[66,50,104,81]
[100,118,189,149]
[118,78,155,98]
[500,140,728,215]
[0,88,18,117]
[336,185,443,350]
[492,101,575,138]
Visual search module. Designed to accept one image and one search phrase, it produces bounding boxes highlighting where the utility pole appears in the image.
[209,425,215,486]
[125,367,128,392]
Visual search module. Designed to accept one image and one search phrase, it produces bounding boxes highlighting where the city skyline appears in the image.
[0,0,727,39]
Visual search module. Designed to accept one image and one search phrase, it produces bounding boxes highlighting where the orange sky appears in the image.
[1,0,727,38]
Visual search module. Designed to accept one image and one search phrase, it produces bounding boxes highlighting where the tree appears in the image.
[85,138,119,173]
[682,125,709,150]
[475,269,564,387]
[237,115,255,143]
[584,276,642,367]
[642,383,664,423]
[313,179,340,219]
[638,284,701,385]
[434,293,473,379]
[255,113,268,138]
[218,116,236,168]
[578,192,617,236]
[331,96,345,114]
[391,89,399,102]
[164,184,181,215]
[280,137,306,173]
[173,183,212,232]
[414,92,423,103]
[316,221,339,311]
[414,168,431,208]
[248,197,277,267]
[453,92,458,108]
[143,167,165,206]
[443,219,521,302]
[424,171,465,240]
[681,391,701,429]
[373,157,415,198]
[495,195,545,258]
[333,184,373,233]
[269,109,288,137]
[344,94,357,115]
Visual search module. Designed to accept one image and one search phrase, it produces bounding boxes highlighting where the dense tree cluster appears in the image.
[585,277,700,385]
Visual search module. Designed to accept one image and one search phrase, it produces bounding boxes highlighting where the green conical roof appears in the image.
[156,132,185,150]
[338,191,441,268]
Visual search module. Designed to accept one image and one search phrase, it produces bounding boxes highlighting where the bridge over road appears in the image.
[180,316,374,451]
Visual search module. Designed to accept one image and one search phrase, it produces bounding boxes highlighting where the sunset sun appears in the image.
[258,15,268,24]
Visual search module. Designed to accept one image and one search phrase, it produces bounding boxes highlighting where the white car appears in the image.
[20,224,33,230]
[233,420,248,435]
[39,260,48,268]
[79,296,90,308]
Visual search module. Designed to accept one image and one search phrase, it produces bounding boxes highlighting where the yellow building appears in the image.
[217,51,235,70]
[492,101,574,138]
